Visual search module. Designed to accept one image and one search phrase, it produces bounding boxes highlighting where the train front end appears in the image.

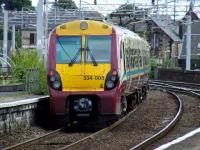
[47,20,121,123]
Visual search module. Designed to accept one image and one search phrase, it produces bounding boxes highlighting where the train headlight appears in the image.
[106,81,114,89]
[53,81,61,89]
[105,70,119,90]
[111,75,117,81]
[50,76,55,82]
[48,69,62,91]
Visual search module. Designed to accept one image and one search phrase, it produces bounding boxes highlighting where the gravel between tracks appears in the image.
[68,90,177,150]
[0,126,50,149]
[20,130,91,150]
[148,94,200,149]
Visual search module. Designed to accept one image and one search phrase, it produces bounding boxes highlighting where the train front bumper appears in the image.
[49,87,121,118]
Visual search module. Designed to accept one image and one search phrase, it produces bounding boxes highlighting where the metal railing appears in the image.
[25,68,40,93]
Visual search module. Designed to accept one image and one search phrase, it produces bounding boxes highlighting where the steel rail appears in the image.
[4,105,140,150]
[150,83,200,93]
[4,128,64,150]
[151,80,200,87]
[150,80,200,91]
[129,90,182,150]
[58,107,139,150]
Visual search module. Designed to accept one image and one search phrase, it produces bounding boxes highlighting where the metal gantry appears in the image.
[0,0,199,68]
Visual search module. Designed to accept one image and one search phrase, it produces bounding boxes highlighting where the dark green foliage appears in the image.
[0,0,34,11]
[162,59,176,68]
[0,25,22,48]
[0,24,12,40]
[110,4,138,17]
[54,0,78,9]
[117,4,138,11]
[149,58,158,79]
[11,49,48,94]
[15,31,22,48]
[149,58,178,79]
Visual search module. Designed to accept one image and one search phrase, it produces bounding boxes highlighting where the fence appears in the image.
[25,68,40,94]
[0,66,40,93]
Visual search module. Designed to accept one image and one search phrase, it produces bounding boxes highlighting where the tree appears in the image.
[54,0,78,10]
[0,0,34,11]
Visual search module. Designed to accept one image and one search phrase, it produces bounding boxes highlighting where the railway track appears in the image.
[59,90,181,150]
[4,106,139,150]
[4,88,184,150]
[150,80,200,94]
[129,90,182,150]
[144,82,200,149]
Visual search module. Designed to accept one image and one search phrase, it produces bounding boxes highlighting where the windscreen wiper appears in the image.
[69,48,82,66]
[86,47,97,66]
[57,38,72,61]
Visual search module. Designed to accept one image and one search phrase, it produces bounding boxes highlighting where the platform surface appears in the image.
[0,91,41,103]
[156,128,200,150]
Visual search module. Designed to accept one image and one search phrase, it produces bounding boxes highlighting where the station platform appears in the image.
[156,128,200,150]
[0,91,42,103]
[0,91,49,133]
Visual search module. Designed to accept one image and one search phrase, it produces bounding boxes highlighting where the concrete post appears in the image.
[21,8,24,29]
[186,15,191,70]
[44,0,48,61]
[156,0,159,19]
[12,25,16,50]
[79,0,82,19]
[36,0,44,61]
[2,10,8,71]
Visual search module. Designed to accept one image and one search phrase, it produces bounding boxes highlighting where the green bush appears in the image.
[149,58,178,79]
[162,58,176,68]
[11,49,48,94]
[149,58,159,79]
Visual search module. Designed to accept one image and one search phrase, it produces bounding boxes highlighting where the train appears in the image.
[47,20,150,125]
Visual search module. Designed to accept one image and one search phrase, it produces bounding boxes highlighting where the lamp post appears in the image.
[79,0,82,19]
[186,15,191,70]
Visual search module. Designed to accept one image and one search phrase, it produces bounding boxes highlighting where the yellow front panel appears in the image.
[55,20,112,92]
[56,20,112,36]
[56,64,110,91]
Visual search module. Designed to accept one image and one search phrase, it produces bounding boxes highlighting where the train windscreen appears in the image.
[56,36,82,64]
[85,36,111,63]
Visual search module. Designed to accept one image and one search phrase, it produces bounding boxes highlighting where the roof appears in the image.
[151,17,181,42]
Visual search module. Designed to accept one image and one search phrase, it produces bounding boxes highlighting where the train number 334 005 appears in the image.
[83,75,104,80]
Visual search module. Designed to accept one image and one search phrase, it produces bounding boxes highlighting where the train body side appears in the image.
[114,26,150,96]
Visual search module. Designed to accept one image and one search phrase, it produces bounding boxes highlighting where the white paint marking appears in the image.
[155,127,200,150]
[0,96,49,108]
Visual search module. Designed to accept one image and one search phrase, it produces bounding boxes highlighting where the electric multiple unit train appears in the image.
[47,20,150,124]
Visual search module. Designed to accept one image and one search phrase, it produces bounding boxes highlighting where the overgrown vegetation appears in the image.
[11,49,48,94]
[149,58,177,79]
[149,58,158,79]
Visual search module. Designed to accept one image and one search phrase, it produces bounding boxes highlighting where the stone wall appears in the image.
[0,96,49,133]
[156,68,200,83]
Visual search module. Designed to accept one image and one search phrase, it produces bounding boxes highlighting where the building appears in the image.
[109,8,181,62]
[179,8,200,69]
